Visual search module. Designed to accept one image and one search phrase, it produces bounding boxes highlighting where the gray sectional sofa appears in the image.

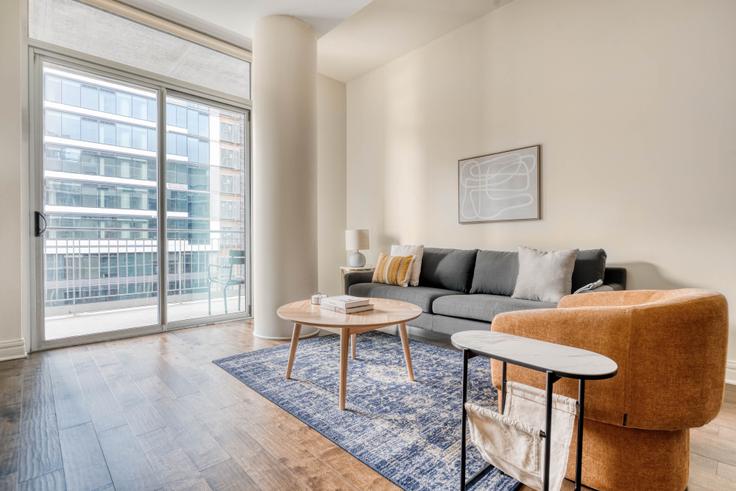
[344,247,627,335]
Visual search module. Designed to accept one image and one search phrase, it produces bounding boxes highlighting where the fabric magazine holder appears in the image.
[451,330,618,491]
[465,382,577,491]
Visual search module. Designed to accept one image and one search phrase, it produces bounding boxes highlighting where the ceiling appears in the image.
[318,0,514,81]
[121,0,513,82]
[119,0,373,49]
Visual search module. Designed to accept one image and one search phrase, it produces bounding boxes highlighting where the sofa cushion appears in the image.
[571,249,608,292]
[419,247,477,293]
[470,250,519,296]
[468,248,608,296]
[512,246,578,303]
[372,252,415,287]
[432,294,556,323]
[348,283,458,313]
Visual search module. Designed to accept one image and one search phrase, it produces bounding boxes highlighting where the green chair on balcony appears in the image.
[207,249,246,315]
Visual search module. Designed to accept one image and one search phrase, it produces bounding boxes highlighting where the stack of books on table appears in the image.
[320,295,374,314]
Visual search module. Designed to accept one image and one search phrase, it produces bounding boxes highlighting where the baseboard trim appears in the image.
[0,338,27,362]
[727,360,736,386]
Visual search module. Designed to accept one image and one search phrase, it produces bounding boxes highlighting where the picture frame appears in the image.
[457,145,541,224]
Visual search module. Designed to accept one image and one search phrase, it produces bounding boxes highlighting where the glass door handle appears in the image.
[34,211,47,237]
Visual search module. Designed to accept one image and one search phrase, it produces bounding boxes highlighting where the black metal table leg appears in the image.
[575,379,586,490]
[460,349,470,491]
[500,361,507,415]
[543,371,558,491]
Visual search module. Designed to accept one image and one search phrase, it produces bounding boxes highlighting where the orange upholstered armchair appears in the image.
[490,289,728,491]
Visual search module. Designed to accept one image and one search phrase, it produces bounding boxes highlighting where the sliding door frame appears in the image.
[163,88,252,331]
[29,45,252,352]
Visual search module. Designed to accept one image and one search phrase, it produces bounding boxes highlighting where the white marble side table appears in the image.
[451,330,618,491]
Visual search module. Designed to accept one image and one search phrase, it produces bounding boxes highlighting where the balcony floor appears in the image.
[45,296,246,340]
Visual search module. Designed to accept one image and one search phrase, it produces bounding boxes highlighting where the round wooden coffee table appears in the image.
[277,298,422,410]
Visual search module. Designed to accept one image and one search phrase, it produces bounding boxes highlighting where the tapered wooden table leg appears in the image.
[398,322,415,382]
[285,323,301,379]
[339,329,350,410]
[351,333,357,359]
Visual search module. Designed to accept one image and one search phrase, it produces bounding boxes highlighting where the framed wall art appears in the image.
[458,145,541,223]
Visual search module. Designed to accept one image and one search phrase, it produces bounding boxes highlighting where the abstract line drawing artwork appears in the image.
[458,145,540,223]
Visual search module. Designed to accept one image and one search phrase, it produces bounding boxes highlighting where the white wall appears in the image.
[0,0,28,361]
[317,75,347,295]
[346,0,736,378]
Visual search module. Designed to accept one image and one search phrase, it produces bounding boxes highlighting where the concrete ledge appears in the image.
[0,338,26,362]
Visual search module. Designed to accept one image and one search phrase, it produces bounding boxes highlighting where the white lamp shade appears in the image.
[345,229,370,251]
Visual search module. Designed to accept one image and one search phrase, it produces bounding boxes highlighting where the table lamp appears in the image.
[345,229,370,267]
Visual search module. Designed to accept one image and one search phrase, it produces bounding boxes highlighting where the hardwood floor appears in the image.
[0,321,734,490]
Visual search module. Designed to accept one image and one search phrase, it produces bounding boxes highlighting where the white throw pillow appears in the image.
[390,244,424,286]
[512,246,578,303]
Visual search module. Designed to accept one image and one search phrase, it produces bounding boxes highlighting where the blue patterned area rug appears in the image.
[214,331,519,491]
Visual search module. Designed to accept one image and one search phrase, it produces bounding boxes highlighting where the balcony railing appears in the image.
[44,226,246,315]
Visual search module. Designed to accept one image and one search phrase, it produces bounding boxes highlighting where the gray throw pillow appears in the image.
[512,246,579,303]
[469,250,519,296]
[419,248,478,292]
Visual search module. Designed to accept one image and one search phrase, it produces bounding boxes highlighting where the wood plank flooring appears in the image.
[0,321,734,490]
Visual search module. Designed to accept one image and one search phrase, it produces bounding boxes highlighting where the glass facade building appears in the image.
[42,65,248,318]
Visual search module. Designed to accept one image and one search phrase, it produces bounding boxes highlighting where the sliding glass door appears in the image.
[40,62,160,340]
[35,58,250,347]
[165,95,249,322]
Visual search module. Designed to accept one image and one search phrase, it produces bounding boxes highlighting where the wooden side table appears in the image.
[451,330,618,491]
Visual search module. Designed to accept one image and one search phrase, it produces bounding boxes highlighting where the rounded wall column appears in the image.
[253,16,318,339]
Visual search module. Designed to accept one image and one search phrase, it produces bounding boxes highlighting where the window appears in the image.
[45,75,62,102]
[147,100,156,122]
[81,118,98,142]
[117,93,132,117]
[81,85,98,110]
[100,122,115,145]
[187,137,199,162]
[61,80,80,106]
[38,60,250,339]
[221,175,240,194]
[117,124,131,147]
[176,134,187,156]
[221,148,240,168]
[61,114,80,139]
[198,114,209,137]
[220,122,241,144]
[132,126,147,150]
[147,128,156,151]
[187,109,199,134]
[132,96,148,120]
[100,89,116,113]
[81,154,98,175]
[220,201,240,220]
[62,148,81,173]
[199,141,209,164]
[46,110,61,136]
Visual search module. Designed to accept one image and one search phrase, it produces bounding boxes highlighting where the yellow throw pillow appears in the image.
[372,253,416,287]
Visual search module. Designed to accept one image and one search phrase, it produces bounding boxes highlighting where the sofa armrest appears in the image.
[490,307,630,426]
[603,267,627,289]
[343,271,374,294]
